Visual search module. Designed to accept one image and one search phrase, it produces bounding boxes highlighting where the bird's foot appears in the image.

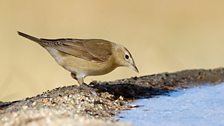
[79,83,92,90]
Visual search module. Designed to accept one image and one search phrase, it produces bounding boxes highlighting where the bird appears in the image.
[17,31,138,85]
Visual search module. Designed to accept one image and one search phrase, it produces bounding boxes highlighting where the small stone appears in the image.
[22,105,28,109]
[64,96,68,100]
[32,102,36,106]
[118,96,124,100]
[42,98,48,103]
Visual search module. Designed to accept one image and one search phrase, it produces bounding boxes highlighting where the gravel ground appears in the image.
[1,68,224,126]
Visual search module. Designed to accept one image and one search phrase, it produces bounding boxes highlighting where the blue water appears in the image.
[118,84,224,126]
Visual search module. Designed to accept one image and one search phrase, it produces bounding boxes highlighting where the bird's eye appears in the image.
[125,54,129,59]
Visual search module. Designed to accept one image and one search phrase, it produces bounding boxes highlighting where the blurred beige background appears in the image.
[1,0,224,101]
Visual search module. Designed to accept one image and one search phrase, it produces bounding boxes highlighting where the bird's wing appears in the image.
[82,39,113,61]
[40,38,113,62]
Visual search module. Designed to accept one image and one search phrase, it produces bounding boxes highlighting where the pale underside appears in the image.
[46,47,117,78]
[39,39,118,79]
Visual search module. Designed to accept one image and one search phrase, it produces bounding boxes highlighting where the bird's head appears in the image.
[113,44,139,73]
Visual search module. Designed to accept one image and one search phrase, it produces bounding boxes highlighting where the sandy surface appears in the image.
[1,68,224,126]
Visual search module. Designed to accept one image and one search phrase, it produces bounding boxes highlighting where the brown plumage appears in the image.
[18,31,138,85]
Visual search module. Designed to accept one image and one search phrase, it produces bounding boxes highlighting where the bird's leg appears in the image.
[71,73,89,88]
[71,73,82,85]
[77,77,84,85]
[78,77,92,90]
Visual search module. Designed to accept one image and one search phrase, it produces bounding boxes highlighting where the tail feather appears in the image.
[17,31,41,43]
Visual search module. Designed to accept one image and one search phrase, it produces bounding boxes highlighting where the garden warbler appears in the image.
[18,31,138,85]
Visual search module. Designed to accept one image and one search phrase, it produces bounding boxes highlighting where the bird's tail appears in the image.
[17,31,41,43]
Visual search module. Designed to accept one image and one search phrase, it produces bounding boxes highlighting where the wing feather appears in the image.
[40,39,113,62]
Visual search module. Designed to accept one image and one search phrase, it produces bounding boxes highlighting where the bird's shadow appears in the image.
[91,83,174,99]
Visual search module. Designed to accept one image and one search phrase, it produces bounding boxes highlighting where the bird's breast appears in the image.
[62,55,117,76]
[45,48,118,76]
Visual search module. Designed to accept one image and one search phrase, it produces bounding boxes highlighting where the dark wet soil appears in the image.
[1,68,224,126]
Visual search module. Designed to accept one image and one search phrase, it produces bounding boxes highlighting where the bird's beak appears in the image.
[130,64,139,73]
